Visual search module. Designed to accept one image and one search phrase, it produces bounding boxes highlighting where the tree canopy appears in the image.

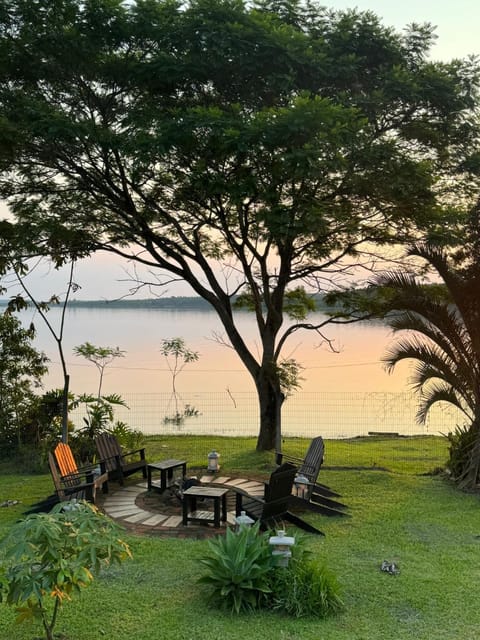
[0,0,479,449]
[0,311,48,450]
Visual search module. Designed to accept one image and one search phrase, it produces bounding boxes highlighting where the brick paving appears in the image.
[99,475,264,538]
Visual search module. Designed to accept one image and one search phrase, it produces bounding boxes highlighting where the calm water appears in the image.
[17,306,460,437]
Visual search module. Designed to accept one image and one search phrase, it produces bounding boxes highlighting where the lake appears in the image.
[16,306,461,438]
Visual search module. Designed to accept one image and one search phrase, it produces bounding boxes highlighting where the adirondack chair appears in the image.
[53,442,109,495]
[276,436,348,517]
[233,462,324,535]
[95,433,147,485]
[48,452,102,504]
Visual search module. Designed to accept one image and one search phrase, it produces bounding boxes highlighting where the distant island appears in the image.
[0,294,337,312]
[0,296,211,310]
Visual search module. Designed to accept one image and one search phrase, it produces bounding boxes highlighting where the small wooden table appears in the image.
[147,459,187,493]
[182,486,229,528]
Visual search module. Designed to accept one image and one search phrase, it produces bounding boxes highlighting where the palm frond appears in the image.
[415,382,471,424]
[389,310,471,366]
[383,336,455,377]
[412,361,475,410]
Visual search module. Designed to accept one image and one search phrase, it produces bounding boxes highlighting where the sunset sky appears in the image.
[1,0,478,300]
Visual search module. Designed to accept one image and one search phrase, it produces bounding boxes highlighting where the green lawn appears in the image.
[1,435,479,640]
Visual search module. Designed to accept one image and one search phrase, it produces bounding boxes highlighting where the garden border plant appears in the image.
[198,522,343,618]
[0,500,131,640]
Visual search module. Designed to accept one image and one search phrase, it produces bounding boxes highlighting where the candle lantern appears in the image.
[234,510,254,532]
[207,449,220,473]
[269,529,295,567]
[294,473,309,499]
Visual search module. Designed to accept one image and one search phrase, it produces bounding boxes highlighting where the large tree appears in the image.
[0,0,478,450]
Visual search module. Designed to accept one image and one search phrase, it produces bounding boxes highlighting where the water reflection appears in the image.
[17,306,458,437]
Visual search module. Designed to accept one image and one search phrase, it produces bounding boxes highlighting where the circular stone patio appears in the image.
[100,474,265,537]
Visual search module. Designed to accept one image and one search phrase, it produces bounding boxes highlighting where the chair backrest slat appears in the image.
[54,442,78,477]
[262,463,297,519]
[48,452,64,498]
[95,433,122,472]
[299,437,324,475]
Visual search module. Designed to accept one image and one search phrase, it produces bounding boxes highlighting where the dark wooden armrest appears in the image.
[76,462,103,475]
[275,451,304,466]
[61,470,96,487]
[67,466,107,483]
[98,453,120,464]
[233,488,264,515]
[120,448,146,459]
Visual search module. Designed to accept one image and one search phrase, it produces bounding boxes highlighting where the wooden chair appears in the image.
[95,433,147,485]
[276,436,348,517]
[233,463,324,535]
[54,442,109,494]
[48,452,105,504]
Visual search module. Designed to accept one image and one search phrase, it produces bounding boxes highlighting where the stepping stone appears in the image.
[122,485,145,494]
[237,481,263,491]
[199,475,215,484]
[141,514,170,526]
[124,511,154,524]
[105,507,141,518]
[223,478,250,487]
[162,515,183,527]
[207,476,231,484]
[105,496,135,504]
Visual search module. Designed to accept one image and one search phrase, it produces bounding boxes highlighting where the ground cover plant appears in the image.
[0,435,479,640]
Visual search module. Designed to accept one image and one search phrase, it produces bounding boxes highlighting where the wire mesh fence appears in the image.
[70,390,464,439]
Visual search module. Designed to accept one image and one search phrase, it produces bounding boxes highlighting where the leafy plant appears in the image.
[73,342,126,397]
[0,500,131,640]
[76,393,128,438]
[445,423,477,480]
[0,312,48,450]
[108,421,144,453]
[163,404,201,426]
[161,338,200,426]
[198,522,274,613]
[270,558,344,618]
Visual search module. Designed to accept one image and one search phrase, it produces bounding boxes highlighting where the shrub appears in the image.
[446,423,477,481]
[270,557,343,618]
[109,421,144,453]
[198,522,274,613]
[0,500,131,640]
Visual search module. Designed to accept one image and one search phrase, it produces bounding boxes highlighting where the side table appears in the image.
[182,486,229,528]
[147,459,187,493]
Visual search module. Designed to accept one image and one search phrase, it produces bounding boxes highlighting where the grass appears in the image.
[1,434,479,640]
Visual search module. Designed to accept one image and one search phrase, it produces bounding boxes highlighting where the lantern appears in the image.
[234,510,254,532]
[269,529,295,567]
[207,449,220,473]
[294,473,309,499]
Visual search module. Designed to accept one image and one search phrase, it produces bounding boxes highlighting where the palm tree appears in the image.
[375,210,480,489]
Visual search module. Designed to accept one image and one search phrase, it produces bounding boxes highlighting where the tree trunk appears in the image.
[61,374,69,444]
[255,374,285,451]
